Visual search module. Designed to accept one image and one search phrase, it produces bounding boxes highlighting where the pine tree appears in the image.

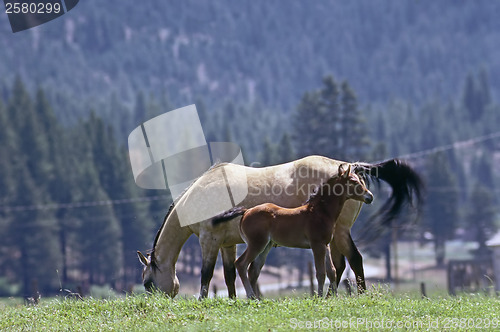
[462,71,491,122]
[468,183,496,255]
[4,81,62,296]
[293,91,321,157]
[371,142,388,163]
[0,99,15,283]
[75,161,123,286]
[33,87,73,288]
[88,113,153,285]
[223,101,236,122]
[109,92,129,139]
[478,68,491,110]
[27,88,56,183]
[293,75,371,161]
[133,91,147,126]
[7,76,31,133]
[463,73,476,121]
[72,114,124,287]
[8,167,61,296]
[276,132,295,164]
[146,93,166,120]
[222,121,233,142]
[260,137,275,166]
[50,145,79,286]
[475,154,494,188]
[0,98,15,206]
[317,76,340,157]
[195,97,208,129]
[340,81,370,161]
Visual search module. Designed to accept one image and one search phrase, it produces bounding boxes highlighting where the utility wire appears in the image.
[0,195,170,213]
[396,130,500,161]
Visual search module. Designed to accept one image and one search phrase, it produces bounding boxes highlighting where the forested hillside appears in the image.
[0,1,499,117]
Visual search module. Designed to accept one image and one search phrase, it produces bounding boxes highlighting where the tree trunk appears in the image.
[60,228,68,284]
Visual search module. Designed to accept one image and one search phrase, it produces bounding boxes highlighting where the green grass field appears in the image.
[1,287,500,331]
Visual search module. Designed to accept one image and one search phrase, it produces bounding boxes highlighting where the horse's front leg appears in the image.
[220,246,237,298]
[329,240,346,289]
[310,243,327,297]
[325,245,337,298]
[199,233,221,299]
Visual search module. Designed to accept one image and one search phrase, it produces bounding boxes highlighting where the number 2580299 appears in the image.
[5,2,62,14]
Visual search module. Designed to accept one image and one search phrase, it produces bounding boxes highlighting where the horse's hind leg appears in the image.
[221,246,237,298]
[330,241,346,289]
[236,240,270,299]
[248,242,273,299]
[348,236,366,293]
[334,230,366,293]
[235,249,257,299]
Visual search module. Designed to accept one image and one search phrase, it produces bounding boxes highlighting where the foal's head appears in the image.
[329,164,374,204]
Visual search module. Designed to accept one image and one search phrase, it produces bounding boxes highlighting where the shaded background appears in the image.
[0,1,499,297]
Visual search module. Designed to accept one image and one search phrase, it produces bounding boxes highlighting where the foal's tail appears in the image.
[212,206,247,226]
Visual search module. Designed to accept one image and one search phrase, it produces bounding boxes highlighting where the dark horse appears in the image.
[213,164,374,298]
[138,156,422,298]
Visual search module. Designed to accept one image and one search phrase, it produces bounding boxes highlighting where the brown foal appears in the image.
[213,164,373,298]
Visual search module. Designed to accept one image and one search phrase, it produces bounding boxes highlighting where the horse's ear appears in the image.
[338,164,346,177]
[346,164,351,177]
[137,251,148,266]
[339,164,350,178]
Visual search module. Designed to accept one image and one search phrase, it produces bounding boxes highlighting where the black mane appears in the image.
[148,201,175,270]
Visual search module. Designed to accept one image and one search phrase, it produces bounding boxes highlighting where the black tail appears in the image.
[354,159,424,226]
[212,206,247,226]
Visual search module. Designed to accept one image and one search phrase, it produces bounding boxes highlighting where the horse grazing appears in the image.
[137,155,422,298]
[213,164,373,298]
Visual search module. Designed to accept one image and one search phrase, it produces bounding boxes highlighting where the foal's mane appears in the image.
[304,175,340,205]
[149,162,228,268]
[304,166,370,206]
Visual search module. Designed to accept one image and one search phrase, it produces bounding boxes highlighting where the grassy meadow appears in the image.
[1,287,500,331]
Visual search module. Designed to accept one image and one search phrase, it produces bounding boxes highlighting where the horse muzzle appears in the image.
[363,191,374,204]
[144,280,154,293]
